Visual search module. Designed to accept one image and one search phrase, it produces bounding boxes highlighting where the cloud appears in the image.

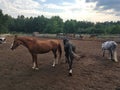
[0,0,42,17]
[0,0,119,22]
[86,0,120,16]
[40,0,46,2]
[96,0,120,11]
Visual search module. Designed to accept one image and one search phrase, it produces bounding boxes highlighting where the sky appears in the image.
[0,0,120,22]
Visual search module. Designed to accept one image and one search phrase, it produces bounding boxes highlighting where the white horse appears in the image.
[102,41,118,62]
[0,37,6,44]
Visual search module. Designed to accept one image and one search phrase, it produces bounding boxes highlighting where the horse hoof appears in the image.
[32,67,39,70]
[52,66,55,68]
[115,61,118,63]
[52,64,55,67]
[69,73,72,76]
[35,68,39,70]
[32,67,35,69]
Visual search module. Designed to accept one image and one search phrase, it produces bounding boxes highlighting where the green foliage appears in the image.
[110,25,120,34]
[0,25,9,33]
[64,20,77,33]
[0,9,120,35]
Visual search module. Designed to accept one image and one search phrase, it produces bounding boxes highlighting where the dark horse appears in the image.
[11,35,62,70]
[63,38,76,76]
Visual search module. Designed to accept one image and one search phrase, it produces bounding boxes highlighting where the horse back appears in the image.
[31,39,60,53]
[49,40,60,46]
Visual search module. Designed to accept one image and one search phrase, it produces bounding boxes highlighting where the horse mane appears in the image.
[17,36,36,42]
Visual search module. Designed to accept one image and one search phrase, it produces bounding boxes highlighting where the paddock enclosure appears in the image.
[0,36,120,90]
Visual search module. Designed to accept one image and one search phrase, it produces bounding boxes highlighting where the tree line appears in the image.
[0,9,120,34]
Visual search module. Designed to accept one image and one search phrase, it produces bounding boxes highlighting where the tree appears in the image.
[51,16,63,33]
[64,20,77,33]
[0,8,120,34]
[110,25,120,34]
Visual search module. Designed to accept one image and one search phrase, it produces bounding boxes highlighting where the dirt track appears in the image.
[0,36,120,90]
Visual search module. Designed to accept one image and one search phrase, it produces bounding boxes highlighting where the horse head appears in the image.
[63,38,69,45]
[11,35,23,50]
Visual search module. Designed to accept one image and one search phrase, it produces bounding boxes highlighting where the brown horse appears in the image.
[11,35,62,70]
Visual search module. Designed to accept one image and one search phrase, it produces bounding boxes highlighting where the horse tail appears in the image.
[114,50,118,62]
[58,44,62,59]
[72,51,79,58]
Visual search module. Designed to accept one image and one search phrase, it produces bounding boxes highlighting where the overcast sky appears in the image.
[0,0,120,22]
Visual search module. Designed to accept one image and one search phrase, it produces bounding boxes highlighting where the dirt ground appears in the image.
[0,36,120,90]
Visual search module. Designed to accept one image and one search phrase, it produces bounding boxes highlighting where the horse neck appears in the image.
[64,40,69,45]
[18,37,33,48]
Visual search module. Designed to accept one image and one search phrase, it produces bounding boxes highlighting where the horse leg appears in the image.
[109,49,113,61]
[65,56,68,63]
[113,50,118,62]
[55,50,59,64]
[65,53,70,66]
[31,54,35,69]
[52,49,57,67]
[65,53,69,63]
[103,50,105,57]
[31,53,39,70]
[108,50,111,59]
[68,56,73,76]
